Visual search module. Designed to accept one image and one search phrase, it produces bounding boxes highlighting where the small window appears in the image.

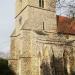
[19,16,22,25]
[39,0,44,8]
[43,22,44,30]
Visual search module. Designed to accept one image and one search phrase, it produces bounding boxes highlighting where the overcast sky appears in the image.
[0,0,15,53]
[56,0,75,17]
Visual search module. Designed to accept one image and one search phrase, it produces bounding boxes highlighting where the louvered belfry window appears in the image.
[39,0,44,8]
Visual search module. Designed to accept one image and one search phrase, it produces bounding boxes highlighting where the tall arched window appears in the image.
[42,0,44,8]
[39,0,44,8]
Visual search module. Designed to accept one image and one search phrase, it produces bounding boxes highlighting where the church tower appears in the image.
[9,0,75,75]
[9,0,56,75]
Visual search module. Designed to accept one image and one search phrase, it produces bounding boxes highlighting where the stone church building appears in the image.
[9,0,75,75]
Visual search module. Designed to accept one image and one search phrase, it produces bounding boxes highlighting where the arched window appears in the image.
[39,0,44,8]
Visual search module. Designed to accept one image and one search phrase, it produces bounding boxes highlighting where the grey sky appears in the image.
[0,0,15,53]
[56,0,75,17]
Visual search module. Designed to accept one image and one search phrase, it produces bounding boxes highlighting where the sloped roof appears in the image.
[57,15,75,35]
